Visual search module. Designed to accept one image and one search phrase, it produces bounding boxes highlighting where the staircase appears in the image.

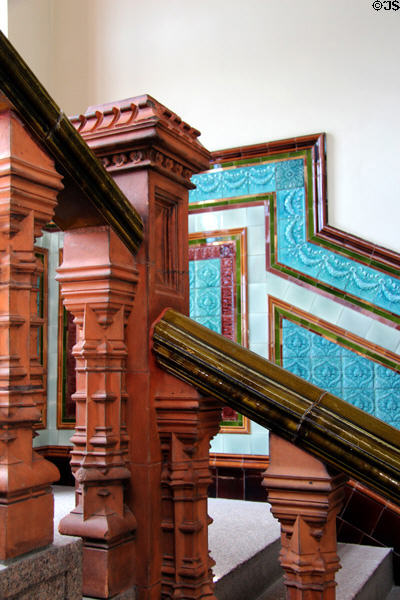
[54,488,399,599]
[208,498,400,600]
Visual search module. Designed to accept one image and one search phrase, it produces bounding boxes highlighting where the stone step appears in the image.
[209,498,396,600]
[208,498,281,600]
[53,489,397,600]
[255,544,394,600]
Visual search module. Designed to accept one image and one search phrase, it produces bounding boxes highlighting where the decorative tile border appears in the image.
[269,297,400,429]
[35,247,48,429]
[190,134,400,326]
[57,249,76,428]
[189,228,249,433]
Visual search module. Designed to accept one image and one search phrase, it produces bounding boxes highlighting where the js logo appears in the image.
[372,0,400,9]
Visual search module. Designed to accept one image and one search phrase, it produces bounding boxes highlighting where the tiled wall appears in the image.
[271,300,400,428]
[189,138,400,454]
[192,154,400,324]
[337,481,400,584]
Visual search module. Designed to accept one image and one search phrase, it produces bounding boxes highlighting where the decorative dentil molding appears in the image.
[70,95,210,188]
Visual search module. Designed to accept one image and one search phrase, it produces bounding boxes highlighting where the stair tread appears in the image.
[336,543,392,599]
[208,498,280,582]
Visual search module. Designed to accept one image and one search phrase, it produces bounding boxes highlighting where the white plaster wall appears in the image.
[0,0,8,34]
[8,0,398,252]
[7,0,53,93]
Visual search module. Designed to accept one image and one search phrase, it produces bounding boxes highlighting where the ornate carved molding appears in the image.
[101,148,193,184]
[70,95,210,188]
[74,96,201,143]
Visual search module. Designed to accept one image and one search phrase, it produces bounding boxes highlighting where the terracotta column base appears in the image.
[83,538,135,599]
[0,485,54,559]
[263,434,347,600]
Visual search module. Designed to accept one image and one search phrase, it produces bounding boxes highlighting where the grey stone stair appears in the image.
[208,498,397,600]
[53,489,397,600]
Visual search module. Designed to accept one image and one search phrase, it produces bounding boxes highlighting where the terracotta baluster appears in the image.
[0,108,62,558]
[156,395,221,599]
[263,434,347,600]
[70,96,212,600]
[56,226,139,599]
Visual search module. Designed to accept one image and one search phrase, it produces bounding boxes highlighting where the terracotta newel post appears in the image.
[263,434,347,599]
[71,97,216,600]
[0,108,62,558]
[56,226,139,598]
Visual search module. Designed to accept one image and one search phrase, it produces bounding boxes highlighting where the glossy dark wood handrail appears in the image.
[152,308,400,504]
[0,31,143,254]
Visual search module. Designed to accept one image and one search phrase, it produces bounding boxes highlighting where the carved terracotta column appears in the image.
[263,434,347,600]
[156,395,221,600]
[71,97,212,600]
[56,226,138,598]
[0,108,62,558]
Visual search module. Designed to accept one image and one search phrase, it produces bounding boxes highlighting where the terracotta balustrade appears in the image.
[0,107,62,559]
[156,394,221,599]
[263,435,347,599]
[71,96,213,600]
[56,226,139,598]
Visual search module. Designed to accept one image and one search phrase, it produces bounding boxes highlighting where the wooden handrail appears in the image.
[152,308,400,504]
[0,31,143,254]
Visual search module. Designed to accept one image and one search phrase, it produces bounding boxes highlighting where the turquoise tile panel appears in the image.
[190,171,224,202]
[375,364,400,389]
[281,323,311,358]
[192,288,221,318]
[311,333,341,358]
[248,163,275,194]
[194,258,221,288]
[190,155,400,318]
[373,273,400,314]
[190,163,276,204]
[195,316,221,334]
[282,318,400,429]
[190,258,221,322]
[376,388,400,428]
[223,167,249,198]
[284,358,311,381]
[275,158,304,190]
[311,357,342,392]
[345,267,382,305]
[343,389,375,415]
[343,353,374,390]
[189,260,195,286]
